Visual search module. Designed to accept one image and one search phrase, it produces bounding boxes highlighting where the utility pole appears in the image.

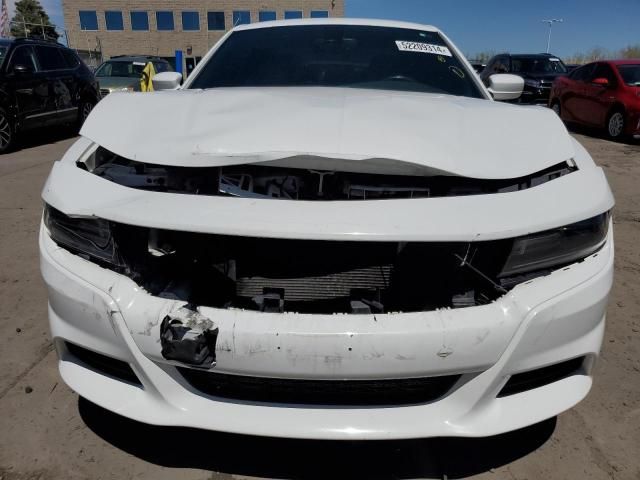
[542,18,563,53]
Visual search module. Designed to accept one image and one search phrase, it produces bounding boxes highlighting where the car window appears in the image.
[8,45,38,72]
[569,64,596,82]
[95,60,146,78]
[61,49,80,68]
[35,46,67,71]
[153,61,171,73]
[0,46,8,69]
[590,63,617,85]
[511,57,567,74]
[188,25,484,99]
[616,64,640,86]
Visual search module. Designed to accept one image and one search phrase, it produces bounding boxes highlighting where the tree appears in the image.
[10,0,59,40]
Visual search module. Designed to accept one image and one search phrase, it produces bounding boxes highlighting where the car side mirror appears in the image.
[591,77,609,87]
[486,74,524,101]
[152,71,183,91]
[13,64,33,75]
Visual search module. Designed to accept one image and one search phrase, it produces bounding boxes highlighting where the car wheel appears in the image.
[78,99,95,128]
[607,110,625,139]
[0,108,15,154]
[551,101,561,117]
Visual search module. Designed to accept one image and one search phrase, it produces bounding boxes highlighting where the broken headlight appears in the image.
[43,204,123,267]
[499,212,609,278]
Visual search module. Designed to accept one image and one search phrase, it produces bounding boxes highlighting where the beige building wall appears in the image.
[63,0,345,61]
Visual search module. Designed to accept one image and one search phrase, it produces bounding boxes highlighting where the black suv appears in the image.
[0,38,100,153]
[480,53,568,104]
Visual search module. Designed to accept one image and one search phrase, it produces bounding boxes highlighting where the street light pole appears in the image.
[542,18,563,53]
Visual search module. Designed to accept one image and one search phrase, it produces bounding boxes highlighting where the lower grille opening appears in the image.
[65,342,141,386]
[177,368,462,406]
[498,356,586,397]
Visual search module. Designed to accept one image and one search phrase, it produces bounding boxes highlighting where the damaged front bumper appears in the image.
[40,220,613,439]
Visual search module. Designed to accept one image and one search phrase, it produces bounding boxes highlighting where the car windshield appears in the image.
[617,64,640,86]
[189,25,484,98]
[95,60,147,78]
[511,57,568,74]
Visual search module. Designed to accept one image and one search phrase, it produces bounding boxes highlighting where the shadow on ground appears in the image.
[14,126,78,151]
[79,397,556,479]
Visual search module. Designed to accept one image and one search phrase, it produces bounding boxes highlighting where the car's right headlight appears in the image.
[499,212,609,278]
[43,204,123,267]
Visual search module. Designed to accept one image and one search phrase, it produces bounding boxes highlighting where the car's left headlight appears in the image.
[43,204,123,267]
[499,212,609,278]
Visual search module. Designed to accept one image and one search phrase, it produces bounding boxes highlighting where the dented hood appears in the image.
[81,87,575,179]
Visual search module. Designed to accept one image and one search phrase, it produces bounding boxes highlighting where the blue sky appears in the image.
[9,0,640,58]
[346,0,640,57]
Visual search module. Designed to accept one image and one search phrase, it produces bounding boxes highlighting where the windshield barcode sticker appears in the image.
[395,41,452,57]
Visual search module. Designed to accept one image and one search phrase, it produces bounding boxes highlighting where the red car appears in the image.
[549,59,640,140]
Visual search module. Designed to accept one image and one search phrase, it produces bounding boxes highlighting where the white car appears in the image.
[40,19,614,440]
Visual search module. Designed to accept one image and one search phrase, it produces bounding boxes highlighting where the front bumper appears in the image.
[41,221,613,440]
[519,85,551,105]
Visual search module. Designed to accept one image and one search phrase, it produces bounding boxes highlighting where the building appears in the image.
[62,0,345,71]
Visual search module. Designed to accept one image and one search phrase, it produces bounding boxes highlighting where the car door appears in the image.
[579,63,618,127]
[562,63,596,124]
[6,45,51,130]
[34,45,77,125]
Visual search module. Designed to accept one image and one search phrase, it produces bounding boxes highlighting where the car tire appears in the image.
[0,108,15,154]
[77,99,95,128]
[551,101,561,118]
[606,109,626,140]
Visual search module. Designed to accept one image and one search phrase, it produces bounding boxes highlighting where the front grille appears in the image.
[65,341,141,385]
[100,88,110,98]
[178,368,462,405]
[498,356,585,397]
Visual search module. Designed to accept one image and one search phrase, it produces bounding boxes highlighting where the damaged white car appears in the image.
[40,19,614,439]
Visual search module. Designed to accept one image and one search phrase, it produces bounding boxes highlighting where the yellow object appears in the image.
[140,62,156,92]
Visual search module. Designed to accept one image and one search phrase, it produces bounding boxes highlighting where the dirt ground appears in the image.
[0,128,638,480]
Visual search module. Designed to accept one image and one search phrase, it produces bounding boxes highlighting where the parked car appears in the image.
[95,55,173,97]
[41,19,614,440]
[550,60,640,140]
[0,38,100,153]
[480,53,568,104]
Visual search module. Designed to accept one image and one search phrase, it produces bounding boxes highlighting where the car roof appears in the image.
[233,17,440,33]
[604,59,640,65]
[508,53,560,59]
[7,37,66,47]
[107,55,168,62]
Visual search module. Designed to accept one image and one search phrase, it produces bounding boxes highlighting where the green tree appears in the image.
[10,0,59,40]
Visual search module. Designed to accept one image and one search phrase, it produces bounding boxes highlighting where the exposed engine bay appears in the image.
[79,147,576,201]
[46,206,518,314]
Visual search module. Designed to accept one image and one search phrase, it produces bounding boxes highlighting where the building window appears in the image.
[284,11,303,20]
[182,11,200,31]
[105,11,123,31]
[232,10,250,26]
[259,11,276,22]
[156,11,174,31]
[79,11,98,31]
[310,10,329,18]
[207,11,225,30]
[130,11,149,31]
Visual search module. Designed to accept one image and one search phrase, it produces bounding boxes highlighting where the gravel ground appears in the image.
[0,128,638,480]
